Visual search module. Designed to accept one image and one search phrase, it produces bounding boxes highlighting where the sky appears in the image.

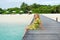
[0,0,60,9]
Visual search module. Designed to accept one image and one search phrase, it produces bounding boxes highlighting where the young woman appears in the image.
[26,14,45,31]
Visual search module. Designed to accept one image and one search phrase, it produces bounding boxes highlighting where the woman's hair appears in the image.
[34,14,40,18]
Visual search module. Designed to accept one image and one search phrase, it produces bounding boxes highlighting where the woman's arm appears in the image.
[39,21,45,30]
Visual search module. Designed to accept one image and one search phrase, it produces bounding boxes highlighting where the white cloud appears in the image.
[0,0,60,9]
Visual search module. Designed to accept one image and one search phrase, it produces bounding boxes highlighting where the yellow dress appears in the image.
[28,18,41,30]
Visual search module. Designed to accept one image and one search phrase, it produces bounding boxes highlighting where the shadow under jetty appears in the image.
[23,15,60,40]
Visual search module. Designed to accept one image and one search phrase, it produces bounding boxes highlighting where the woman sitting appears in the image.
[26,14,45,31]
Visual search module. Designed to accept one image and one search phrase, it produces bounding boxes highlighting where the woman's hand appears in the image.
[39,22,45,30]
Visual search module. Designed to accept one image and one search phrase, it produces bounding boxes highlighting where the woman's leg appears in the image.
[25,26,30,32]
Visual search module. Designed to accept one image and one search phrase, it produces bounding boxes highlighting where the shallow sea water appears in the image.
[0,23,26,40]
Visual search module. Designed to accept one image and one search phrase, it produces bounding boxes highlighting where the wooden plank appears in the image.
[23,15,60,40]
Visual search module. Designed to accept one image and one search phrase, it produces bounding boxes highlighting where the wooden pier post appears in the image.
[56,17,58,22]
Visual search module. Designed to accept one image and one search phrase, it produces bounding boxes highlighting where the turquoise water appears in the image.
[0,23,26,40]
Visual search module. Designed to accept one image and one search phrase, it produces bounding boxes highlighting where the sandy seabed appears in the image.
[0,14,34,25]
[0,14,60,24]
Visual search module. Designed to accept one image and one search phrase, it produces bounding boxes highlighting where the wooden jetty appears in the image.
[23,15,60,40]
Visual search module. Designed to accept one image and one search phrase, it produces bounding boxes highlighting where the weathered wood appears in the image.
[23,15,60,40]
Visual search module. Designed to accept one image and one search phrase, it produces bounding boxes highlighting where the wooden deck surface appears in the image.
[23,15,60,40]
